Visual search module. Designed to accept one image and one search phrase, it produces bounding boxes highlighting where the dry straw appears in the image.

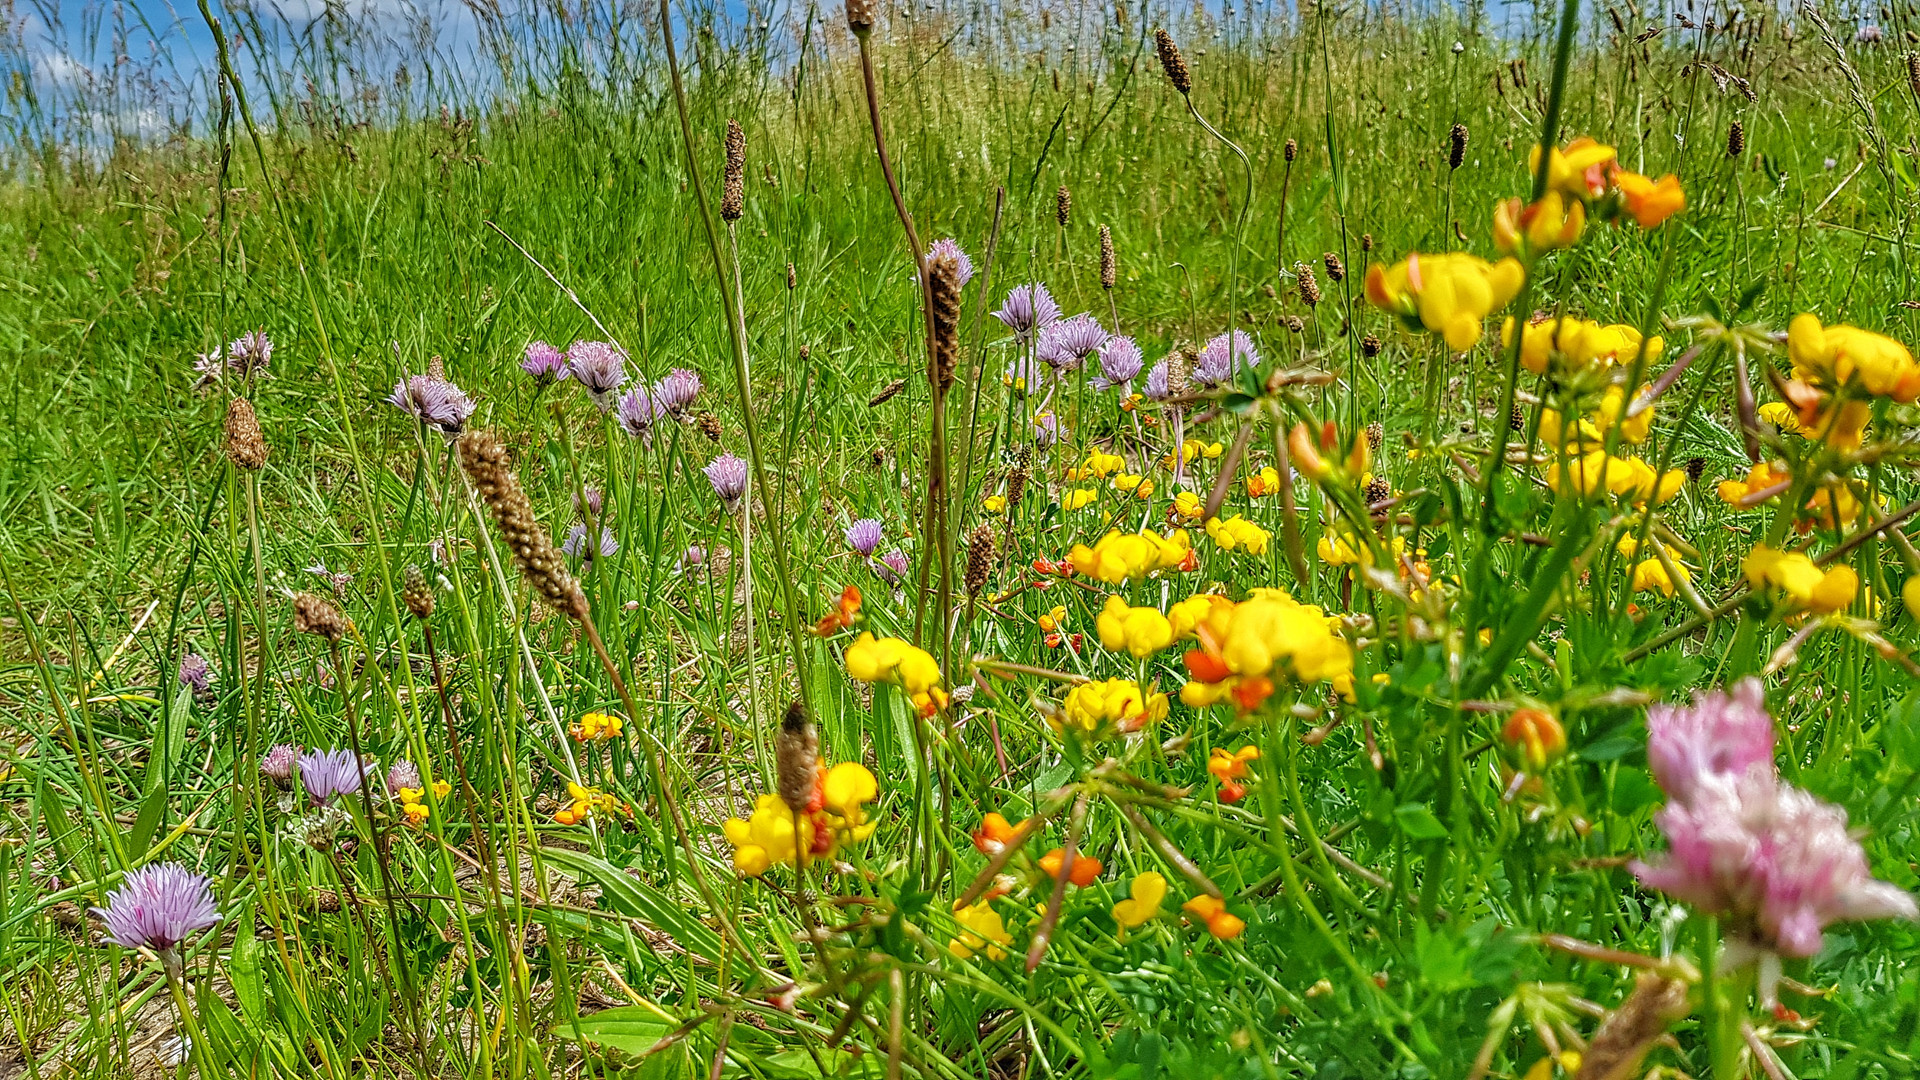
[457,430,588,621]
[224,397,268,471]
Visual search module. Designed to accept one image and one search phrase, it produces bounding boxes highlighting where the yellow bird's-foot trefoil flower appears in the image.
[1364,251,1525,352]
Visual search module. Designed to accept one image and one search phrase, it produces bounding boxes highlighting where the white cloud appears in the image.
[30,50,90,90]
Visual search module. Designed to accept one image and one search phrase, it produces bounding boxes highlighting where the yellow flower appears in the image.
[1246,466,1282,498]
[1316,530,1404,568]
[1788,313,1920,401]
[844,632,947,715]
[1759,401,1806,435]
[949,901,1012,960]
[1171,490,1206,521]
[1066,529,1192,584]
[570,711,625,741]
[1168,593,1225,639]
[554,781,624,827]
[1059,677,1169,735]
[1716,461,1790,507]
[1594,386,1653,444]
[1062,488,1098,511]
[1536,407,1603,452]
[1630,558,1687,598]
[1205,515,1271,556]
[397,787,431,827]
[723,793,813,876]
[1528,136,1617,201]
[1492,190,1586,255]
[1096,596,1176,658]
[1111,871,1168,929]
[1067,450,1126,481]
[1743,545,1857,614]
[1161,439,1225,470]
[1218,591,1351,686]
[1364,251,1526,352]
[1903,575,1920,615]
[723,764,879,877]
[1038,605,1067,632]
[983,494,1007,514]
[1612,170,1686,227]
[1548,452,1680,504]
[1501,316,1662,376]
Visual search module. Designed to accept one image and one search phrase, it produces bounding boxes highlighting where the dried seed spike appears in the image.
[964,524,996,597]
[457,430,589,621]
[1685,455,1708,482]
[293,591,350,643]
[1365,420,1384,453]
[1322,251,1345,283]
[1576,973,1691,1080]
[1296,261,1322,306]
[224,397,268,471]
[403,564,435,620]
[1153,29,1192,94]
[1361,333,1382,358]
[786,262,797,290]
[1727,117,1745,157]
[868,378,906,408]
[1361,232,1374,252]
[1509,400,1527,432]
[1098,225,1116,290]
[1908,52,1920,97]
[721,119,746,223]
[1363,475,1391,506]
[1284,137,1298,162]
[1447,122,1468,169]
[927,251,963,390]
[1055,184,1072,228]
[695,411,723,442]
[774,701,819,814]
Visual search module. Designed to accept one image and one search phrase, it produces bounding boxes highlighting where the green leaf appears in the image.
[127,784,168,862]
[537,846,724,965]
[1393,802,1448,840]
[1609,766,1663,817]
[230,900,266,1021]
[552,1004,675,1056]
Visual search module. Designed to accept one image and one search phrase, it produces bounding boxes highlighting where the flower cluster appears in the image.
[552,781,625,826]
[844,633,947,716]
[1058,677,1170,736]
[724,762,879,875]
[1180,589,1354,710]
[569,711,624,742]
[1066,528,1192,584]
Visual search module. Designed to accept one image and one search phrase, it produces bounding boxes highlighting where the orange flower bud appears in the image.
[1501,707,1567,770]
[1039,848,1102,886]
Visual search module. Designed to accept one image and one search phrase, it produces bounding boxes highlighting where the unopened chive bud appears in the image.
[1055,185,1072,228]
[965,524,996,597]
[293,592,350,643]
[1448,122,1468,170]
[1296,262,1322,306]
[458,430,589,621]
[774,702,819,814]
[224,397,268,471]
[721,119,745,223]
[1153,29,1192,94]
[1284,138,1298,163]
[1099,225,1116,290]
[928,251,963,390]
[1727,118,1745,158]
[1323,251,1345,283]
[1361,333,1382,358]
[403,564,435,620]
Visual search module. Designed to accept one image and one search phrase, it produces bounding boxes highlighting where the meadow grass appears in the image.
[4,2,1920,1076]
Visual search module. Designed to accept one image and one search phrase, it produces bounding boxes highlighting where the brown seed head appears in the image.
[1322,251,1345,282]
[1685,455,1707,482]
[1296,262,1322,306]
[403,564,435,620]
[1363,475,1391,506]
[774,701,820,815]
[1361,233,1374,252]
[1284,315,1305,333]
[696,411,723,442]
[965,524,996,597]
[1727,118,1745,158]
[928,251,963,391]
[787,262,797,290]
[1361,333,1382,358]
[293,591,350,643]
[721,119,746,223]
[869,378,906,408]
[845,0,874,34]
[1284,137,1298,162]
[1153,29,1192,94]
[310,889,343,914]
[1365,420,1384,454]
[1908,52,1920,97]
[1509,400,1527,432]
[224,397,268,471]
[1055,184,1072,228]
[457,430,589,621]
[1098,225,1116,290]
[1447,122,1468,169]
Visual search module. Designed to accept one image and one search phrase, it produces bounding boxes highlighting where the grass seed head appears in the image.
[721,118,746,222]
[928,251,963,390]
[1447,122,1468,169]
[1284,137,1298,162]
[1365,420,1384,453]
[1323,251,1345,282]
[224,397,268,471]
[1099,225,1116,290]
[458,429,588,621]
[1361,333,1382,357]
[775,702,819,814]
[696,411,724,441]
[1296,261,1322,306]
[965,524,996,597]
[1153,29,1192,94]
[1685,455,1707,482]
[1055,184,1072,228]
[787,261,797,290]
[1727,118,1745,158]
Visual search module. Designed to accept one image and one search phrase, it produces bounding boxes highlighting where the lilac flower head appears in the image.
[191,349,225,391]
[566,341,629,409]
[993,283,1062,341]
[575,488,605,518]
[653,368,703,418]
[1004,352,1048,395]
[261,743,300,782]
[875,548,910,587]
[91,864,221,953]
[616,385,662,440]
[298,748,365,806]
[1093,335,1143,391]
[1194,331,1258,387]
[1037,313,1110,372]
[564,523,619,564]
[1143,358,1176,402]
[386,374,476,436]
[1857,23,1884,42]
[387,760,422,795]
[1646,678,1776,804]
[679,545,708,572]
[521,341,569,386]
[178,653,211,695]
[226,331,274,378]
[845,518,884,556]
[704,452,750,504]
[1033,410,1063,449]
[926,238,975,288]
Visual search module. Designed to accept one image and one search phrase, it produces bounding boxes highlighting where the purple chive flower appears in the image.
[679,545,707,573]
[261,743,300,783]
[564,523,619,564]
[1037,313,1110,372]
[993,283,1062,341]
[653,368,703,418]
[298,748,366,806]
[1645,679,1776,805]
[616,385,662,440]
[565,341,629,409]
[875,549,910,587]
[178,653,211,695]
[926,238,975,288]
[1092,335,1143,391]
[226,331,274,378]
[191,350,225,391]
[1143,358,1176,402]
[1857,23,1884,42]
[385,374,476,436]
[1004,353,1048,395]
[386,760,421,796]
[521,341,569,386]
[1194,331,1258,387]
[575,488,605,518]
[845,518,884,556]
[1033,411,1063,449]
[91,864,221,954]
[704,453,750,504]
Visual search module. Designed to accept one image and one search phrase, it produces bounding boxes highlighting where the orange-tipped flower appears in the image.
[1039,848,1103,886]
[812,584,863,637]
[972,812,1021,854]
[1182,895,1246,939]
[1612,171,1686,227]
[1493,191,1585,255]
[1207,745,1260,803]
[1501,708,1566,771]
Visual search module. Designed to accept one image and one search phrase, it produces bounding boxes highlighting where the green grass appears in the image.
[4,3,1920,1077]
